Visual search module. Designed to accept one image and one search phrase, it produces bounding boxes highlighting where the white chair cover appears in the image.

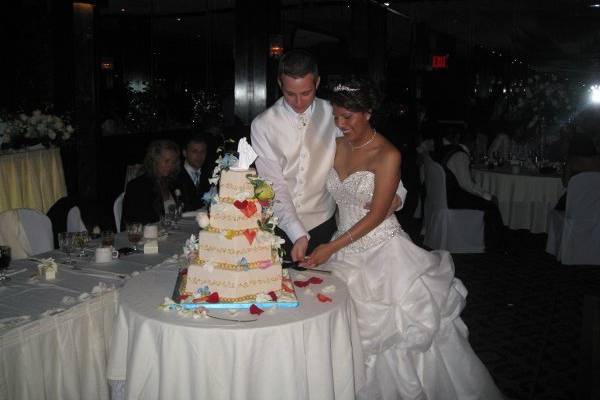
[546,172,600,265]
[114,193,124,233]
[0,210,32,259]
[17,208,54,256]
[124,164,144,190]
[422,156,485,253]
[66,206,87,232]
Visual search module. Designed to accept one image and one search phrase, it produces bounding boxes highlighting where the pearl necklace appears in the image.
[351,130,377,151]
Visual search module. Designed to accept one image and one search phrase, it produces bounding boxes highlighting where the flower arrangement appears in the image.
[0,110,74,150]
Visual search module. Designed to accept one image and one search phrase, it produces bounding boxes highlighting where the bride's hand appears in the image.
[303,244,335,268]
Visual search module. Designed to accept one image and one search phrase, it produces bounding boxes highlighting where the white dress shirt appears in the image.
[183,161,202,186]
[446,145,491,200]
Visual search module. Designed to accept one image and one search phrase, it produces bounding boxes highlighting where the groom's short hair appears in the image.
[278,49,319,79]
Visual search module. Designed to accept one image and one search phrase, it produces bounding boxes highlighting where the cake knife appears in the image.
[282,261,332,274]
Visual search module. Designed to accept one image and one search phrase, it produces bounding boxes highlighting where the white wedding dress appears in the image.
[325,169,503,400]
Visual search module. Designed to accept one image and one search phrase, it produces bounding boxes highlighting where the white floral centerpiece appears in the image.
[0,109,74,150]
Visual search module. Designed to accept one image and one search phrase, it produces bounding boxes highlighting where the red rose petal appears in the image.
[249,304,264,315]
[176,294,189,302]
[268,291,278,301]
[308,277,323,284]
[317,293,332,303]
[294,280,309,287]
[206,292,220,303]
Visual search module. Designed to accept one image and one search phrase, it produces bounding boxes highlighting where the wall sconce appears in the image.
[269,34,284,58]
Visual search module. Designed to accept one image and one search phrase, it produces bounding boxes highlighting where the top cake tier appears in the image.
[219,168,257,200]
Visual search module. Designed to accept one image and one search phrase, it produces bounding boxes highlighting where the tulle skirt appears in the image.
[327,230,504,400]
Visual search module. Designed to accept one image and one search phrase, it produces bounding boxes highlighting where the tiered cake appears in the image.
[182,168,283,302]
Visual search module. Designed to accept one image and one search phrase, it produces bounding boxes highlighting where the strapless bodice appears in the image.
[326,169,402,252]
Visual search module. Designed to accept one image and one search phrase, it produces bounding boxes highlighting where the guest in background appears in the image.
[176,134,212,212]
[487,123,511,158]
[555,132,600,210]
[433,128,506,252]
[122,140,180,228]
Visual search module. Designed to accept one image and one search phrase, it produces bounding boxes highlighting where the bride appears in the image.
[303,78,504,400]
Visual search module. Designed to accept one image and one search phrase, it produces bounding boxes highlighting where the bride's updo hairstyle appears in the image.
[329,77,380,114]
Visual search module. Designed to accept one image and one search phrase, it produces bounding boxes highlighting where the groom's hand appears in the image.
[364,194,402,217]
[291,236,309,262]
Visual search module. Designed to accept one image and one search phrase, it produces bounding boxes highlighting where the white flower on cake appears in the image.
[196,212,210,228]
[255,293,274,303]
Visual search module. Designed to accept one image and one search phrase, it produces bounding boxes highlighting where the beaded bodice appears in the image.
[326,169,402,252]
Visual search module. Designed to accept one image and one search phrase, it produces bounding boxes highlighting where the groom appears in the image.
[251,50,404,263]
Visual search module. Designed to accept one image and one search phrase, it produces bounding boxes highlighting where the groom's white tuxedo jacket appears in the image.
[251,97,337,243]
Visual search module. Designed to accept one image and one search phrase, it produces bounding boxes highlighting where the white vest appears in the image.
[254,98,337,231]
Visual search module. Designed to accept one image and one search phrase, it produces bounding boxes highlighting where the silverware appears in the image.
[282,260,332,274]
[205,312,258,323]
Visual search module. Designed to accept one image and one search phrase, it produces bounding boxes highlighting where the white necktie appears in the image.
[193,171,200,187]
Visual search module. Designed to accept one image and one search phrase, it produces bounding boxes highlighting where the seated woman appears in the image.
[555,132,600,210]
[122,140,180,228]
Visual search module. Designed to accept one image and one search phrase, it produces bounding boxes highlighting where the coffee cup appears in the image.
[95,246,119,263]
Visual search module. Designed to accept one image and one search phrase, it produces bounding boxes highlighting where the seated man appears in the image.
[176,134,212,212]
[433,128,506,252]
[555,133,600,210]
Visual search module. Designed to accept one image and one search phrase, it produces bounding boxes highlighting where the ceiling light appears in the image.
[589,4,600,8]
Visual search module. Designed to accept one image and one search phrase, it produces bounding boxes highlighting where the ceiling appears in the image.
[102,0,600,74]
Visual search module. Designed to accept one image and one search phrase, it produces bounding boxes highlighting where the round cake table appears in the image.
[107,266,365,400]
[472,166,564,233]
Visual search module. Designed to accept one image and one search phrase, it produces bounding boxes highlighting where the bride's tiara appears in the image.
[332,84,359,93]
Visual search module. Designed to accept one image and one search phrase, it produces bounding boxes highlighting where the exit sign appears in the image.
[432,55,449,69]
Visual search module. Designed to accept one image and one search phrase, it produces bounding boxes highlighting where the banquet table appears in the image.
[106,259,364,400]
[0,220,195,400]
[472,166,565,233]
[0,147,68,214]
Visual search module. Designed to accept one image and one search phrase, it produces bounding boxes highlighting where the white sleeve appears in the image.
[446,152,488,198]
[396,180,407,210]
[250,118,309,244]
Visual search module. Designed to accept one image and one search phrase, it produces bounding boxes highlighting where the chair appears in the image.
[422,156,485,253]
[546,172,600,265]
[0,209,53,259]
[67,206,87,232]
[114,192,124,232]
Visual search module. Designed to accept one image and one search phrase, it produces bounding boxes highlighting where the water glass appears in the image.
[0,246,11,282]
[101,230,115,247]
[58,232,74,265]
[73,231,90,258]
[127,222,143,252]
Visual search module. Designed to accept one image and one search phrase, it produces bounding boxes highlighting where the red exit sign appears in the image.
[432,55,449,69]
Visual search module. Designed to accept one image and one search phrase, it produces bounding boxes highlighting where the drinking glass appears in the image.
[0,246,11,282]
[58,232,74,265]
[127,222,143,252]
[101,230,115,247]
[73,231,90,258]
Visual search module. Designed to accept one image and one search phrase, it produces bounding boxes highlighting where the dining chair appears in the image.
[546,171,600,265]
[67,206,87,232]
[114,192,125,232]
[422,156,485,253]
[0,209,53,259]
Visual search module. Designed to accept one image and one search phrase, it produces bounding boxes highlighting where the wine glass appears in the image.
[127,222,143,252]
[73,231,90,258]
[58,232,74,265]
[0,246,11,282]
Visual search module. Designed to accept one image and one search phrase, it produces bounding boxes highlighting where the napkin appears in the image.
[231,138,257,170]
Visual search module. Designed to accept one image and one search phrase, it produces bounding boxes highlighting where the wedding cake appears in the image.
[179,140,285,303]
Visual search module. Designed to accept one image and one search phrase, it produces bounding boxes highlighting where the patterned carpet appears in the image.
[410,225,600,400]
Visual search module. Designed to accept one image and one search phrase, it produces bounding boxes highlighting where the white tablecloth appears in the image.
[0,220,197,400]
[106,267,365,400]
[472,167,564,233]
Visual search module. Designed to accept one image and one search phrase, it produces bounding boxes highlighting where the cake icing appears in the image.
[181,163,284,303]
